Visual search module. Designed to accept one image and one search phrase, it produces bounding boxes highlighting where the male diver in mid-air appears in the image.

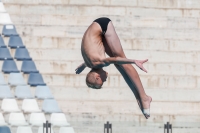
[75,17,152,119]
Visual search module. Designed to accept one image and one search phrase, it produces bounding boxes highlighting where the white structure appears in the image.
[15,85,33,99]
[0,13,12,24]
[0,73,7,85]
[29,113,46,126]
[22,99,41,113]
[35,86,54,99]
[1,99,20,112]
[0,113,7,125]
[50,113,70,126]
[9,73,26,86]
[16,126,33,133]
[8,113,28,126]
[0,85,13,99]
[0,3,6,13]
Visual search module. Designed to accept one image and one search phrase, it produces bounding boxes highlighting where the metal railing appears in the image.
[43,121,51,133]
[164,122,172,133]
[103,121,172,133]
[104,121,112,133]
[42,120,174,133]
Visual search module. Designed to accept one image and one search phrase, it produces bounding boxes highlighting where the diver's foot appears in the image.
[141,95,152,119]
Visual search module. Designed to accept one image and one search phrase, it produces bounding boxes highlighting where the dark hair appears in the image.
[86,71,102,89]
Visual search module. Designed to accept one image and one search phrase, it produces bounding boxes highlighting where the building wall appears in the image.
[2,0,200,132]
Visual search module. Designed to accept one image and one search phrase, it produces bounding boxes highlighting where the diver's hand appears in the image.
[75,63,86,74]
[134,59,148,73]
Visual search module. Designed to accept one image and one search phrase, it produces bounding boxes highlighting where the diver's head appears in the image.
[86,68,108,89]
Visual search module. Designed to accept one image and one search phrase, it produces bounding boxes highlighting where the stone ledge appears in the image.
[3,0,200,10]
[34,74,199,89]
[6,25,200,40]
[50,86,200,102]
[2,36,199,52]
[58,100,200,115]
[25,49,200,64]
[7,14,199,30]
[13,60,200,76]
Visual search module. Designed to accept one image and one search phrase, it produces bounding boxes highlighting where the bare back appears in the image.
[81,18,127,68]
[81,22,106,68]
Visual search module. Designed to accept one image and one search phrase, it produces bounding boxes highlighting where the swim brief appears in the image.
[94,17,111,35]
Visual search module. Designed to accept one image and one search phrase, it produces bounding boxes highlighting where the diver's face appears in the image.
[93,69,108,83]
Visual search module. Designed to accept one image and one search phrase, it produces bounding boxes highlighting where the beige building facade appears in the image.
[1,0,200,132]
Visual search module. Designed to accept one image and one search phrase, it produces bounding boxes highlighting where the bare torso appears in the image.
[81,22,107,68]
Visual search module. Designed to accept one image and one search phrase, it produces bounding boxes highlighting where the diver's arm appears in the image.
[101,57,148,73]
[102,57,135,65]
[75,63,87,74]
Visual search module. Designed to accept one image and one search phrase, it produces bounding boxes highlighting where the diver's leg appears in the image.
[103,37,140,100]
[114,64,142,105]
[104,22,152,118]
